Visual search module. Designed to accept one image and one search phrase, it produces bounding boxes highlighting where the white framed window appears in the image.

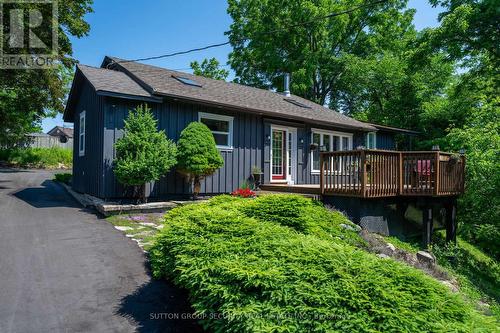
[367,132,377,149]
[311,129,352,173]
[198,112,234,149]
[78,111,86,157]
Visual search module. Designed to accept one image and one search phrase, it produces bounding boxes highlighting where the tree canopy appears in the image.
[0,1,93,147]
[190,58,229,80]
[227,0,417,105]
[227,0,499,257]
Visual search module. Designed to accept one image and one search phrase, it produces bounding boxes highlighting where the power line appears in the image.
[109,0,388,67]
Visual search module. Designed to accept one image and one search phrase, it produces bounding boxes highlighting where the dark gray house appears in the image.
[63,56,416,199]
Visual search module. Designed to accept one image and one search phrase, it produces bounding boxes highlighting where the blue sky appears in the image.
[43,0,442,132]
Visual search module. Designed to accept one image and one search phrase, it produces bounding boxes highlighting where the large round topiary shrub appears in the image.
[176,121,224,198]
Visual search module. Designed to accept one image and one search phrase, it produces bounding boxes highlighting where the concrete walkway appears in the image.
[0,169,201,333]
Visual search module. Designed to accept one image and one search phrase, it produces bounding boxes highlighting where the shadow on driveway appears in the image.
[12,179,80,209]
[117,261,203,333]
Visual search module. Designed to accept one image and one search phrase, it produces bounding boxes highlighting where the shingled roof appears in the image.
[47,126,74,138]
[77,64,155,99]
[102,56,375,131]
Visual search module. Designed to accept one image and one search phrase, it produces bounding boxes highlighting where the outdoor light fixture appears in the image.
[266,134,271,141]
[299,138,304,144]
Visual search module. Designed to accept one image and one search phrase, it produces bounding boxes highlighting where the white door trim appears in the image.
[270,125,297,184]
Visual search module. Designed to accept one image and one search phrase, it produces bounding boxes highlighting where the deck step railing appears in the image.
[320,150,465,198]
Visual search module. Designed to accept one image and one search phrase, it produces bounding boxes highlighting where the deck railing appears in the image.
[320,150,465,198]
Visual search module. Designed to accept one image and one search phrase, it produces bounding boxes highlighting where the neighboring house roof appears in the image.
[47,126,74,138]
[100,56,376,132]
[28,133,51,137]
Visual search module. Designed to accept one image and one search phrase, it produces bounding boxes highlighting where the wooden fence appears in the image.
[26,134,73,149]
[320,150,465,198]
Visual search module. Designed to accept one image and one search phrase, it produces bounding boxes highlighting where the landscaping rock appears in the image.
[399,252,418,266]
[417,251,436,267]
[384,243,396,255]
[138,222,157,228]
[441,280,459,293]
[114,226,133,232]
[378,253,390,259]
[340,223,362,232]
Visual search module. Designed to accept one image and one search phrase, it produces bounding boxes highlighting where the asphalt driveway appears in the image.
[0,169,201,333]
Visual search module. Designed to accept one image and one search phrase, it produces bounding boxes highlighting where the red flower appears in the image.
[231,188,256,198]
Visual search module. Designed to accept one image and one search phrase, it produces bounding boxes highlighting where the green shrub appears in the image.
[0,147,72,168]
[114,104,177,202]
[241,194,363,247]
[54,173,72,184]
[176,122,223,197]
[150,195,495,332]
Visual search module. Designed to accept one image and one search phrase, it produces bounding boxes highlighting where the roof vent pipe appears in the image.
[283,73,291,97]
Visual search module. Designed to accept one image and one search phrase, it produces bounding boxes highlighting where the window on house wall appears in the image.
[198,112,234,149]
[311,129,352,172]
[79,111,86,157]
[367,132,377,149]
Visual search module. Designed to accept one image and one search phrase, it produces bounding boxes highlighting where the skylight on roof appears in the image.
[172,75,202,87]
[284,98,311,109]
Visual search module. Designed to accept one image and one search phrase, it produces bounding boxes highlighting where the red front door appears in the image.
[272,129,286,180]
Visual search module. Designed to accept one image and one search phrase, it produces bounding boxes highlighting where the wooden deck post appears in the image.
[434,152,440,196]
[460,155,466,193]
[320,153,324,194]
[445,199,457,244]
[360,150,366,198]
[422,205,433,249]
[398,152,403,195]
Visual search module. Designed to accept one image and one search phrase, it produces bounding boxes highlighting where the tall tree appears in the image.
[190,58,229,80]
[427,0,499,69]
[421,0,500,258]
[0,1,93,147]
[227,0,416,105]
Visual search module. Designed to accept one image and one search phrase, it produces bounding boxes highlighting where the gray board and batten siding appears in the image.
[101,96,264,199]
[71,80,377,199]
[70,86,394,199]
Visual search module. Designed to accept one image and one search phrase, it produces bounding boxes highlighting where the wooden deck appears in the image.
[321,150,465,198]
[261,150,465,199]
